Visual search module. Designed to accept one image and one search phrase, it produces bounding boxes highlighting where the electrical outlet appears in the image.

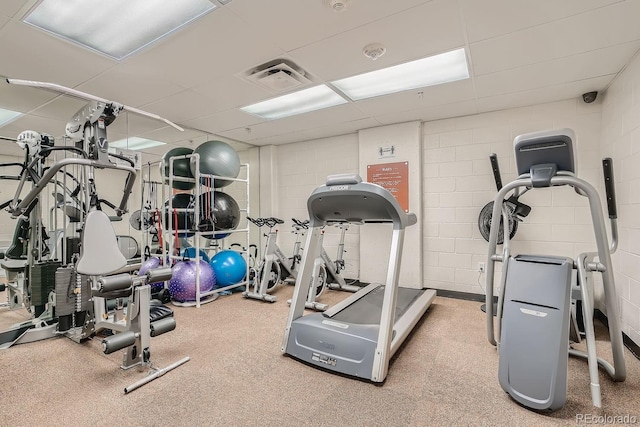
[478,262,485,273]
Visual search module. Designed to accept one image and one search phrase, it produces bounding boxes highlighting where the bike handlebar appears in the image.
[247,216,284,228]
[291,218,310,229]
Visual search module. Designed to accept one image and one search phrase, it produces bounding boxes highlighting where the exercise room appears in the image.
[1,0,639,425]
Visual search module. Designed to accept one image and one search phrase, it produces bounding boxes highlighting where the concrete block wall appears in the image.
[272,134,360,280]
[600,50,640,346]
[422,100,605,296]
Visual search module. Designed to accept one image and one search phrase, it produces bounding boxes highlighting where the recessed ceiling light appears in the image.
[0,108,23,127]
[23,0,217,60]
[241,85,347,120]
[332,48,469,101]
[110,137,166,150]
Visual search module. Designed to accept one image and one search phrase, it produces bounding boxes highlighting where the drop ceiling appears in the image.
[0,0,639,159]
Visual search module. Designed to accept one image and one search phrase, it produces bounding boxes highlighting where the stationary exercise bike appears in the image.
[243,217,300,302]
[288,221,359,311]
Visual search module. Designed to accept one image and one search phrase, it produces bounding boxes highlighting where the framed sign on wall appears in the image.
[366,161,409,212]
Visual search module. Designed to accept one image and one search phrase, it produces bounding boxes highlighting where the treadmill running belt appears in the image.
[329,286,425,325]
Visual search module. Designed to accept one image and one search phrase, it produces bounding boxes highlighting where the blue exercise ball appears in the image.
[209,250,246,287]
[162,147,195,190]
[182,247,210,263]
[190,140,240,188]
[168,260,216,302]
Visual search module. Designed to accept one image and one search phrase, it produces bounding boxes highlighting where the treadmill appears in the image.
[282,174,436,382]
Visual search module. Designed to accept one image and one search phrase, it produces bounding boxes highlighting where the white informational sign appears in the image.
[109,146,141,170]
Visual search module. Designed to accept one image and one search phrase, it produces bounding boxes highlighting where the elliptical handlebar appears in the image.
[602,158,618,254]
[602,158,617,219]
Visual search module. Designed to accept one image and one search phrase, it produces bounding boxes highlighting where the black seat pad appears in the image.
[149,302,173,322]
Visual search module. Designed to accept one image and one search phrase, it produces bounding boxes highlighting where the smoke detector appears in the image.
[363,43,386,61]
[327,0,350,12]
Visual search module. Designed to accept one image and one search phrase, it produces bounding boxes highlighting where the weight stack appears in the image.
[55,266,76,316]
[78,273,92,312]
[55,267,93,332]
[31,260,62,308]
[55,266,75,332]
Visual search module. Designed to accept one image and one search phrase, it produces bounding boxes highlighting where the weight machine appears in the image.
[0,79,188,392]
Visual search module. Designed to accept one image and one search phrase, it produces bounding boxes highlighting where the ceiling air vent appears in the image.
[245,60,312,92]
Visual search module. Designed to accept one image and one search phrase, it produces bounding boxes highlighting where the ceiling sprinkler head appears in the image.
[363,43,386,61]
[327,0,349,12]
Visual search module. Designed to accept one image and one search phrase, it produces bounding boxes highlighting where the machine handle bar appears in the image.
[602,158,617,219]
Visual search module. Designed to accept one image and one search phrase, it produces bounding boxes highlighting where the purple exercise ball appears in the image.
[139,257,162,276]
[139,257,164,289]
[169,259,216,302]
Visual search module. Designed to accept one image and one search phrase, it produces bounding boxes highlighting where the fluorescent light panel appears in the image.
[332,48,470,101]
[110,137,165,150]
[23,0,217,60]
[0,108,23,127]
[241,85,347,120]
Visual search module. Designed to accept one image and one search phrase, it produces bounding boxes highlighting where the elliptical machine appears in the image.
[485,128,626,411]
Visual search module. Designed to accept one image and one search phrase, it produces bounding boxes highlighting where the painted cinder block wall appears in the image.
[422,101,604,297]
[600,50,640,346]
[271,135,361,281]
[264,91,637,347]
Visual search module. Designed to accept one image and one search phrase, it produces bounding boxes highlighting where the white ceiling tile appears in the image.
[0,1,638,147]
[476,75,613,113]
[474,43,638,98]
[376,100,479,125]
[354,79,476,116]
[182,109,265,135]
[0,80,58,113]
[288,0,465,82]
[76,67,187,110]
[27,96,90,123]
[241,117,380,147]
[0,21,116,86]
[139,89,222,124]
[218,105,375,145]
[470,1,640,75]
[106,112,170,139]
[119,8,286,89]
[137,126,209,145]
[192,75,273,111]
[0,0,34,18]
[461,0,622,42]
[226,0,433,52]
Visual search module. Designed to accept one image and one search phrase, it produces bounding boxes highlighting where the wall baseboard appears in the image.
[434,289,640,361]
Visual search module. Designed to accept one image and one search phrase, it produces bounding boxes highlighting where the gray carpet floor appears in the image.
[0,285,638,426]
